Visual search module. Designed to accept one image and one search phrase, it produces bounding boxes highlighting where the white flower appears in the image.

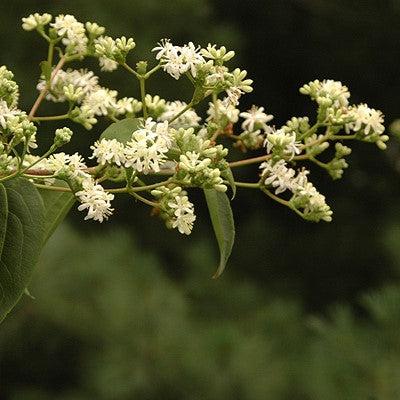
[240,106,273,131]
[99,57,118,72]
[264,128,301,159]
[90,138,125,166]
[225,87,242,106]
[207,99,239,124]
[76,178,114,222]
[115,97,142,116]
[52,14,80,36]
[159,101,201,128]
[124,119,171,173]
[300,79,350,108]
[46,152,86,176]
[320,80,350,107]
[152,39,174,60]
[260,159,296,194]
[294,181,332,222]
[346,103,385,136]
[38,68,99,103]
[168,195,196,235]
[152,39,205,79]
[51,14,88,55]
[0,101,21,129]
[82,87,118,116]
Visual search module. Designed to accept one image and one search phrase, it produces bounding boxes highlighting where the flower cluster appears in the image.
[152,186,196,235]
[0,13,389,240]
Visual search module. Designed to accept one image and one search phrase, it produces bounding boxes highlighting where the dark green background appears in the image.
[1,1,400,398]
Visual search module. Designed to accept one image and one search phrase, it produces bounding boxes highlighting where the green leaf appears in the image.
[100,118,143,144]
[204,189,235,279]
[40,60,52,83]
[221,167,237,199]
[38,181,75,244]
[0,178,45,323]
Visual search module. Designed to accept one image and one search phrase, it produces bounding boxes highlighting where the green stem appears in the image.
[260,186,290,207]
[0,171,19,183]
[47,41,55,65]
[298,122,321,141]
[33,183,71,192]
[19,146,55,175]
[185,71,196,85]
[122,62,141,78]
[107,179,173,194]
[233,181,260,189]
[128,190,158,207]
[332,134,356,140]
[169,101,194,124]
[309,155,329,169]
[139,78,148,119]
[144,64,162,79]
[32,113,70,122]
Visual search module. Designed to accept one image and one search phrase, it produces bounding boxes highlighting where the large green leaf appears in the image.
[0,178,45,322]
[38,181,75,244]
[204,189,235,279]
[100,117,142,144]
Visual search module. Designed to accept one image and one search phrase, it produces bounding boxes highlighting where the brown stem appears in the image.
[28,56,67,120]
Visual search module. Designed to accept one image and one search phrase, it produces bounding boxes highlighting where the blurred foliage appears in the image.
[1,226,400,399]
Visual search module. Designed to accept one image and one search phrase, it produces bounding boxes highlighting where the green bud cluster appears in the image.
[0,66,19,108]
[54,127,73,147]
[282,117,310,137]
[326,143,352,180]
[94,36,136,64]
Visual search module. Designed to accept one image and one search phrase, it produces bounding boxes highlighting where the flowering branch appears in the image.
[0,12,389,249]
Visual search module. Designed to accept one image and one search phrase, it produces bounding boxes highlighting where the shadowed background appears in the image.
[1,1,400,399]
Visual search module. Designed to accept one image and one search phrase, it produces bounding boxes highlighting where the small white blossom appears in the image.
[260,159,296,194]
[76,178,114,222]
[124,119,171,173]
[99,57,118,72]
[159,101,201,128]
[152,39,205,79]
[168,195,196,235]
[82,87,118,116]
[51,14,88,55]
[46,152,86,176]
[38,68,99,103]
[0,101,20,129]
[207,99,239,124]
[240,106,273,131]
[300,79,350,108]
[264,128,301,159]
[90,138,125,166]
[115,97,142,116]
[346,103,385,136]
